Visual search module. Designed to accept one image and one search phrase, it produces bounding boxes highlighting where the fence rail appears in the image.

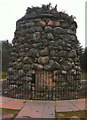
[2,72,87,100]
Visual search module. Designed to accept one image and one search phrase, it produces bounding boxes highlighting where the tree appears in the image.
[84,47,87,72]
[2,40,12,72]
[78,42,85,72]
[78,42,87,72]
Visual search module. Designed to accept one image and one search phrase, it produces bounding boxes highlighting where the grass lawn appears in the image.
[81,74,87,80]
[1,108,20,119]
[2,73,7,79]
[55,110,87,119]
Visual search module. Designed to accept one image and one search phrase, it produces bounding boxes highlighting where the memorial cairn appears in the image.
[3,4,82,100]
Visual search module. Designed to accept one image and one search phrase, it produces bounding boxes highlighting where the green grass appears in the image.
[55,110,87,119]
[1,108,20,119]
[81,74,87,80]
[2,73,7,79]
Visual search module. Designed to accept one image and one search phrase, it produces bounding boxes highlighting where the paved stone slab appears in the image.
[35,100,56,106]
[0,96,14,108]
[56,100,73,107]
[77,98,85,102]
[69,99,80,103]
[1,99,26,110]
[69,101,85,110]
[56,105,79,112]
[0,96,13,103]
[70,116,80,120]
[0,96,2,107]
[16,100,55,118]
[56,99,80,112]
[16,101,45,118]
[75,103,85,110]
[27,100,56,107]
[0,96,86,117]
[0,96,2,102]
[15,118,54,120]
[0,79,7,82]
[42,105,55,118]
[69,99,86,110]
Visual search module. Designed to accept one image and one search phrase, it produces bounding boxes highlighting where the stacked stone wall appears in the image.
[6,5,81,100]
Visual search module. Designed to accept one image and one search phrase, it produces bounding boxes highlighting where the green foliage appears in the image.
[2,72,7,79]
[78,42,87,72]
[2,40,12,72]
[81,73,87,80]
[84,47,87,72]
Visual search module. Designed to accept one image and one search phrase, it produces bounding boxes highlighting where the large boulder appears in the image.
[68,50,77,58]
[33,32,40,40]
[50,62,60,70]
[8,68,14,74]
[29,26,43,33]
[23,57,29,64]
[17,62,23,69]
[47,33,54,40]
[26,70,32,77]
[40,49,49,56]
[45,26,52,32]
[53,27,66,34]
[44,60,60,71]
[19,52,25,57]
[70,69,76,75]
[28,48,38,58]
[23,76,32,81]
[18,70,24,76]
[25,22,34,27]
[31,63,43,70]
[58,50,67,57]
[38,56,49,64]
[23,64,30,71]
[44,64,51,71]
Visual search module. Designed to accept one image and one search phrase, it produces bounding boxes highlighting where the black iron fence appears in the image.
[2,71,87,100]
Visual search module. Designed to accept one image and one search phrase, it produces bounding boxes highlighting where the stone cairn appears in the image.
[4,4,82,100]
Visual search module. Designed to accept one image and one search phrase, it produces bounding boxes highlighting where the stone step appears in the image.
[16,100,55,118]
[42,105,55,118]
